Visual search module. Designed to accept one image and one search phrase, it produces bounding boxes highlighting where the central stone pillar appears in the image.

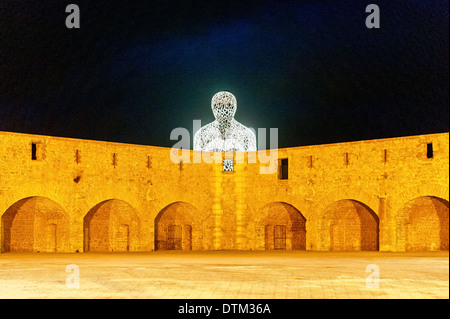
[211,155,223,250]
[234,157,247,250]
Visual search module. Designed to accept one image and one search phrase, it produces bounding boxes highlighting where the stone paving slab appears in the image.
[0,251,448,299]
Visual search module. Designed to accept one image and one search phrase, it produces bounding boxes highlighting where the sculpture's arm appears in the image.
[193,130,203,151]
[247,130,257,151]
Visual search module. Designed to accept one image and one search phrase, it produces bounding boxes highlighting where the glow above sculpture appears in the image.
[194,91,257,152]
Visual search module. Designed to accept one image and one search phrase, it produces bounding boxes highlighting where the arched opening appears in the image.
[323,200,379,251]
[155,202,198,251]
[1,196,70,252]
[83,199,140,252]
[259,202,306,250]
[399,196,449,251]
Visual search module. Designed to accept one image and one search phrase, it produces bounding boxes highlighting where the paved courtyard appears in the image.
[0,251,448,299]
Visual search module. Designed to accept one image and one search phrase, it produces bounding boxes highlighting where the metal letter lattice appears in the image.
[193,91,257,153]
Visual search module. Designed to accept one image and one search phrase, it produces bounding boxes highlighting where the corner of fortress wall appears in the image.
[0,131,448,252]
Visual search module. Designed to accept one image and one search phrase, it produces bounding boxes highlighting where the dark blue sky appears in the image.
[0,0,448,148]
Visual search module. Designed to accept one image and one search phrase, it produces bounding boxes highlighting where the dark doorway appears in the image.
[274,225,286,250]
[168,225,182,250]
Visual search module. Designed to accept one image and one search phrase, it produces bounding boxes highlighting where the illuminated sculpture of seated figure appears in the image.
[193,91,257,153]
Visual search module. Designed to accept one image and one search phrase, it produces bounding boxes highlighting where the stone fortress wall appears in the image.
[0,130,448,253]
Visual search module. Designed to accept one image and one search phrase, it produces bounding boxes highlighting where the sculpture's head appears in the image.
[211,91,237,121]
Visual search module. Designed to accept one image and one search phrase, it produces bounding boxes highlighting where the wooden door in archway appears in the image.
[183,225,192,251]
[46,224,57,252]
[274,225,286,250]
[114,224,130,252]
[168,225,182,250]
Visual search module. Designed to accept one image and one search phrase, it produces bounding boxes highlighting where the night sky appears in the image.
[0,0,448,149]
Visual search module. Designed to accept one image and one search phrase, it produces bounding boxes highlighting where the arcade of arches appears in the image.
[1,196,448,252]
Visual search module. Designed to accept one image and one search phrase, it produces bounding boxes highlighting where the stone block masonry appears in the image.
[0,131,448,252]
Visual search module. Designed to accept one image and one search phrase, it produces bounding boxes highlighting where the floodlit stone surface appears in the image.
[0,251,448,299]
[0,131,448,252]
